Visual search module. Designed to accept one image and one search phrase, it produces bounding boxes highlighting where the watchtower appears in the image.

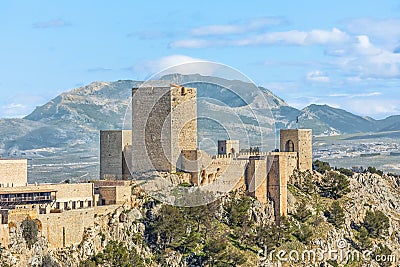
[279,129,312,172]
[218,140,239,156]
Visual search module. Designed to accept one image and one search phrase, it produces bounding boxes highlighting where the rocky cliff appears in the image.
[1,170,399,266]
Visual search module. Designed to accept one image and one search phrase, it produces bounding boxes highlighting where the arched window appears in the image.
[286,140,294,152]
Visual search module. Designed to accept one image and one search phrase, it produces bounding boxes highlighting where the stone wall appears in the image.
[266,152,298,219]
[38,208,94,249]
[0,159,27,187]
[170,85,197,171]
[97,186,131,206]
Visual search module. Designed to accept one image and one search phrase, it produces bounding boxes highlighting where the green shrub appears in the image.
[21,218,38,248]
[293,200,312,223]
[355,226,372,250]
[337,167,354,177]
[41,254,60,267]
[318,171,350,199]
[293,224,313,244]
[178,182,192,187]
[363,210,389,238]
[365,166,383,176]
[325,201,345,228]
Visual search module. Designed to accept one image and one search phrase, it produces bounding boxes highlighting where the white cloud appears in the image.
[1,103,29,118]
[191,17,284,36]
[169,39,211,48]
[329,35,400,79]
[306,70,330,82]
[345,18,400,47]
[145,55,204,72]
[32,19,67,29]
[171,28,350,48]
[137,55,222,78]
[328,92,381,98]
[344,98,399,118]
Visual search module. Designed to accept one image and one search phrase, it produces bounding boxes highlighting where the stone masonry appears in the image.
[0,159,27,187]
[131,84,197,173]
[280,129,312,172]
[100,130,132,180]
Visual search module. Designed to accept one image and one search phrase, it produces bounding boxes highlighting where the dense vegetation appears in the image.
[73,168,394,266]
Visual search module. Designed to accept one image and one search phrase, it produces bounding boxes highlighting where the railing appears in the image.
[0,195,55,203]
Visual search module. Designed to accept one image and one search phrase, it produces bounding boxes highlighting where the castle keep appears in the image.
[130,84,197,173]
[100,83,313,219]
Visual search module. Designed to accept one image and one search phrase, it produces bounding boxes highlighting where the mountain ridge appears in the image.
[0,75,399,181]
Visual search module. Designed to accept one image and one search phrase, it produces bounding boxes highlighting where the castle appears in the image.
[100,83,313,219]
[0,82,312,250]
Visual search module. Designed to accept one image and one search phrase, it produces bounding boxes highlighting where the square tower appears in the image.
[279,129,312,172]
[100,130,132,180]
[131,84,197,173]
[218,140,239,156]
[245,155,267,204]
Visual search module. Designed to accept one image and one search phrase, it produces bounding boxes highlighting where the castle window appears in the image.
[286,140,294,152]
[181,87,187,95]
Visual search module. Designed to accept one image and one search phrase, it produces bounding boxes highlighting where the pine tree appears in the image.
[325,201,345,228]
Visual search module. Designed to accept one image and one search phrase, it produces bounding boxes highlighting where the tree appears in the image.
[363,210,390,238]
[225,196,253,227]
[366,166,383,176]
[41,254,60,267]
[203,236,227,266]
[325,201,345,228]
[92,241,134,267]
[355,226,372,250]
[293,224,313,245]
[21,218,38,248]
[147,205,187,249]
[337,167,354,177]
[293,200,312,223]
[318,171,350,199]
[313,160,331,174]
[293,171,316,194]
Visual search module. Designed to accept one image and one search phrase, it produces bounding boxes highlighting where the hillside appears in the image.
[1,170,399,266]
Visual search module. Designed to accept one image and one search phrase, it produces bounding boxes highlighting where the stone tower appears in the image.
[245,155,267,204]
[218,140,239,156]
[280,129,312,172]
[131,84,197,173]
[100,130,132,180]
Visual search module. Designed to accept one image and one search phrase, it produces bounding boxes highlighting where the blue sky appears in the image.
[1,1,400,119]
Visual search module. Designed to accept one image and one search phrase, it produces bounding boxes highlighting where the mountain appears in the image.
[293,104,400,135]
[0,74,399,181]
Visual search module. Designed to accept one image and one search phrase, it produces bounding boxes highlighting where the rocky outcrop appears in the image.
[1,172,399,266]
